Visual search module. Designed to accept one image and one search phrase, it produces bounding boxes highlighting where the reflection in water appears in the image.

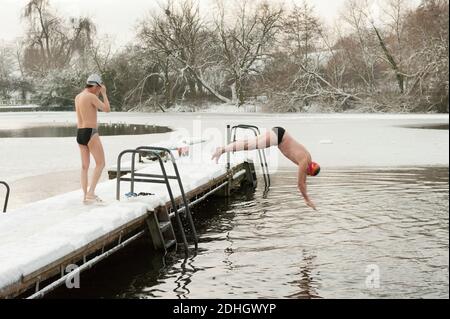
[0,123,171,138]
[286,252,320,299]
[49,167,449,299]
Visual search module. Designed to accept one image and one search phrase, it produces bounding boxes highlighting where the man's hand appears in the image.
[297,164,316,211]
[305,199,317,211]
[211,147,224,163]
[95,85,111,113]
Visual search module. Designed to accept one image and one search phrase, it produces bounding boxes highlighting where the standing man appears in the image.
[75,74,111,204]
[212,127,320,210]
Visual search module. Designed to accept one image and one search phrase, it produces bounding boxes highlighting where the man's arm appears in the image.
[92,85,111,113]
[298,164,317,211]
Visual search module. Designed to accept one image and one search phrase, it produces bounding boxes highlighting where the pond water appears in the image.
[0,123,171,138]
[48,167,449,299]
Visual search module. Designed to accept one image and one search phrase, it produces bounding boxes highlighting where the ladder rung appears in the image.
[165,240,177,250]
[159,221,172,232]
[120,178,167,184]
[134,173,178,180]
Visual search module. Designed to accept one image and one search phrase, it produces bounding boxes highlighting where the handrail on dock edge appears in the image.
[231,124,271,190]
[116,147,198,254]
[1,181,10,213]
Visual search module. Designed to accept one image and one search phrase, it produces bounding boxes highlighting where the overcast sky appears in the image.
[0,0,416,48]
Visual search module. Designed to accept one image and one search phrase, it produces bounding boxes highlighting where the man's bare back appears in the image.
[278,131,312,167]
[75,91,102,129]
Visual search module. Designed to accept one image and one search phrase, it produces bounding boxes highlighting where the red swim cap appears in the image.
[308,162,321,176]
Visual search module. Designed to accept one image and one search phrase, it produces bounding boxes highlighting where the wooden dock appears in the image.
[0,160,257,299]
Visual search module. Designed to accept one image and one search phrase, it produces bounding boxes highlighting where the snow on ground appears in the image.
[0,143,248,290]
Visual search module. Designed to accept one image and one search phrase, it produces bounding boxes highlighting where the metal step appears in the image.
[158,221,172,232]
[117,147,200,254]
[165,239,177,250]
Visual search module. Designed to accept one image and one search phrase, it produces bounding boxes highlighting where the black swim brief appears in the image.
[77,128,98,146]
[272,127,286,145]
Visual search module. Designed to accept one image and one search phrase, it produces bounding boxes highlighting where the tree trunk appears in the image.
[373,25,404,94]
[231,80,245,106]
[187,77,197,98]
[237,81,245,107]
[231,82,237,103]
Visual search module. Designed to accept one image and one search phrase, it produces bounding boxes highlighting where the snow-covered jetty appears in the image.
[0,141,257,299]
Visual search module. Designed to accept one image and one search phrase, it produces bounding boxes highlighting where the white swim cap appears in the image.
[86,74,103,86]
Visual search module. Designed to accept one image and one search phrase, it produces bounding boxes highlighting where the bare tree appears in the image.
[214,0,283,106]
[340,0,380,92]
[402,0,449,111]
[0,45,15,99]
[283,1,322,67]
[138,0,230,104]
[21,0,95,75]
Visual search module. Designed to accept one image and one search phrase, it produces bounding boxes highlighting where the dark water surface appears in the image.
[0,123,171,138]
[49,167,449,299]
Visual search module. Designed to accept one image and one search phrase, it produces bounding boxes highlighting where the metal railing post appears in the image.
[116,149,190,253]
[136,146,198,250]
[153,153,189,253]
[226,125,232,196]
[1,181,10,213]
[231,125,271,190]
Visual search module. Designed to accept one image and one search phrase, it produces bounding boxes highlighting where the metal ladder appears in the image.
[231,125,271,190]
[116,147,198,254]
[146,206,178,253]
[1,181,10,213]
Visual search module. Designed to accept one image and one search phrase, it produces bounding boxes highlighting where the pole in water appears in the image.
[1,181,10,213]
[226,125,232,196]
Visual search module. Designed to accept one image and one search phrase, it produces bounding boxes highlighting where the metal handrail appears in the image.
[135,146,198,249]
[1,181,10,213]
[231,125,271,189]
[116,147,199,253]
[116,149,189,252]
[27,230,146,299]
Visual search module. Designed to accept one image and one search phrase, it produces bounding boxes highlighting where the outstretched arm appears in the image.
[298,164,317,211]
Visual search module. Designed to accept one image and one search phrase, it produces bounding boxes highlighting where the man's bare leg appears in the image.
[79,145,90,201]
[212,131,278,163]
[86,134,105,200]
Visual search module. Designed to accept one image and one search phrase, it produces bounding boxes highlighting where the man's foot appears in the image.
[211,147,225,163]
[84,194,105,205]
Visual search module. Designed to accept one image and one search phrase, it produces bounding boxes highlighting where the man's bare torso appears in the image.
[277,131,312,167]
[75,91,98,129]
